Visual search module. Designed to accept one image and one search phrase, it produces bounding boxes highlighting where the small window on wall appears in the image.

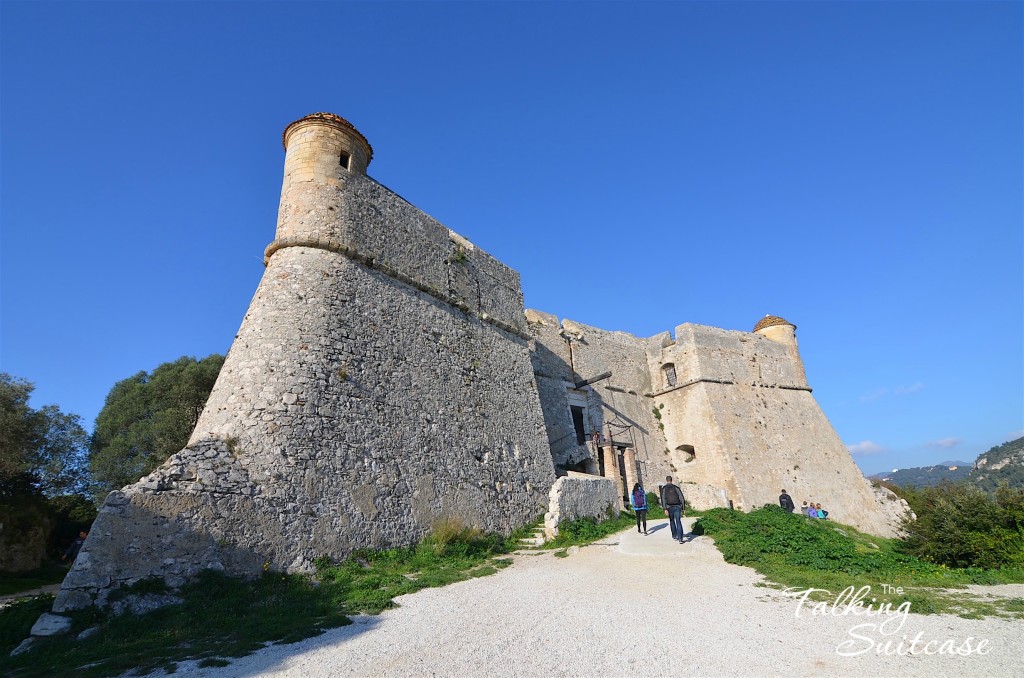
[339,151,351,169]
[677,444,696,463]
[662,363,677,388]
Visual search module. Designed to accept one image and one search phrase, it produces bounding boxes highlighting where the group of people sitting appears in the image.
[801,501,829,519]
[779,490,829,519]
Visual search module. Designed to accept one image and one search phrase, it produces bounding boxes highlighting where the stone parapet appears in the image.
[544,475,619,539]
[273,175,525,334]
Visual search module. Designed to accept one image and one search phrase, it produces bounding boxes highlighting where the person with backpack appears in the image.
[779,489,795,513]
[660,476,686,542]
[630,483,649,534]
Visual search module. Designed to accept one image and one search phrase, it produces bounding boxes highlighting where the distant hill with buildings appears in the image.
[871,436,1024,490]
[969,436,1024,491]
[871,463,972,488]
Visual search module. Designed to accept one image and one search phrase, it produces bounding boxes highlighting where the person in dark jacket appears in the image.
[660,476,686,542]
[779,489,795,513]
[62,531,88,563]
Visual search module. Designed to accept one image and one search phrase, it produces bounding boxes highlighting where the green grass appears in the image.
[0,519,520,677]
[0,562,68,597]
[542,511,636,550]
[694,506,1024,619]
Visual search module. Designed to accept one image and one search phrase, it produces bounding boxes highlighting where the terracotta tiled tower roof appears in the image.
[282,112,373,162]
[753,315,796,333]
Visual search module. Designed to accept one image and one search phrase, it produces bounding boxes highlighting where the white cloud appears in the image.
[860,383,925,403]
[859,389,888,403]
[847,440,887,456]
[926,437,962,449]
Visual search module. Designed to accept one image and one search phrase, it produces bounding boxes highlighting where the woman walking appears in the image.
[630,483,649,534]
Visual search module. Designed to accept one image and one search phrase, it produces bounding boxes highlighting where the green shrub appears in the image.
[544,512,635,549]
[899,483,1024,569]
[692,504,1024,618]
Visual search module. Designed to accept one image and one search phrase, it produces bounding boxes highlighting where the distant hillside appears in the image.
[872,464,972,488]
[969,436,1024,491]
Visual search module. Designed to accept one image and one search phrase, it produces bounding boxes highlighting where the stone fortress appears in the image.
[52,113,903,612]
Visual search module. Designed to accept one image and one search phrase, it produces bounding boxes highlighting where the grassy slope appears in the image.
[693,506,1024,619]
[0,521,527,678]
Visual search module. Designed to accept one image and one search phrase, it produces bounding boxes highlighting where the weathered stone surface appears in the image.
[872,483,915,536]
[679,482,730,510]
[530,314,902,538]
[544,475,619,539]
[10,638,35,656]
[30,613,72,637]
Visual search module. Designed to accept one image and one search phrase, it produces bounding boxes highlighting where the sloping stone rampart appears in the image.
[679,482,730,510]
[57,186,555,609]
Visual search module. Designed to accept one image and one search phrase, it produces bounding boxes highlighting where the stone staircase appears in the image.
[515,525,548,550]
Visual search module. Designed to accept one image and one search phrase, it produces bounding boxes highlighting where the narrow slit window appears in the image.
[339,151,351,169]
[570,406,587,445]
[662,363,677,388]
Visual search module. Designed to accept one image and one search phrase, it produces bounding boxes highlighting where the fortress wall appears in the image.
[526,310,595,471]
[527,311,673,488]
[271,174,525,334]
[695,382,896,536]
[660,323,808,389]
[654,323,896,536]
[652,383,742,505]
[57,229,554,612]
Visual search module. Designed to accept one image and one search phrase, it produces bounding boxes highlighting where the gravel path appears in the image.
[182,519,1023,677]
[0,584,60,609]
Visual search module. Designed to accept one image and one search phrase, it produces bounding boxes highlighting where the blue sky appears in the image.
[1,1,1020,476]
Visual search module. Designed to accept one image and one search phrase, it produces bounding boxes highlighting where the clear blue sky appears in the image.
[1,1,1020,476]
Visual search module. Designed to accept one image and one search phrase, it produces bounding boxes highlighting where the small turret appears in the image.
[753,315,797,347]
[754,315,807,386]
[273,113,373,244]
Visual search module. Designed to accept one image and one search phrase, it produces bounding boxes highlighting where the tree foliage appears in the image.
[898,481,1024,569]
[0,373,89,498]
[90,354,224,499]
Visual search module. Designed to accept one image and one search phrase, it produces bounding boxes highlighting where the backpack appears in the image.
[633,489,647,510]
[664,484,682,506]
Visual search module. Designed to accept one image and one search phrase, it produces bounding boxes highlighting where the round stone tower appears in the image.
[273,112,373,243]
[753,315,807,386]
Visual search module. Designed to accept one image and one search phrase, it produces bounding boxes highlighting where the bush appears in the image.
[899,482,1024,569]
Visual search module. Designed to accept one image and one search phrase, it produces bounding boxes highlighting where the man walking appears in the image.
[779,489,795,513]
[660,476,686,542]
